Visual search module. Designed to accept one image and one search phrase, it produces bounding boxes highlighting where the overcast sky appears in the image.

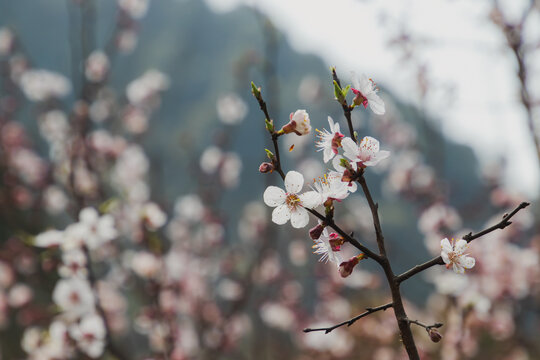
[205,0,540,198]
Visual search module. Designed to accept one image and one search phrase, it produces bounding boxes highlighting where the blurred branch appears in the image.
[303,302,393,334]
[396,201,530,284]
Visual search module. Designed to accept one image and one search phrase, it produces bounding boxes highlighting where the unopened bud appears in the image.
[428,328,442,343]
[265,118,274,133]
[251,81,261,99]
[259,162,274,173]
[309,223,325,240]
[279,110,311,136]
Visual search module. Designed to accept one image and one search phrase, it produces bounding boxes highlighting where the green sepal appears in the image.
[251,81,261,99]
[333,80,345,105]
[339,158,350,168]
[265,149,275,161]
[265,118,274,133]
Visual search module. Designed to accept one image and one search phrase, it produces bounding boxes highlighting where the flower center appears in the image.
[285,193,301,210]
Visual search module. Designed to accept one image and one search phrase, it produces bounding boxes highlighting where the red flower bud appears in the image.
[328,233,344,251]
[338,255,361,278]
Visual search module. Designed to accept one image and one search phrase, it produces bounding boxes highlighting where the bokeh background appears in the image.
[0,0,539,359]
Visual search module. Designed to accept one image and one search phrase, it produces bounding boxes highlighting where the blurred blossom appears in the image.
[216,93,248,125]
[118,0,149,19]
[141,202,167,230]
[77,207,118,250]
[126,69,169,105]
[10,148,47,186]
[296,157,324,182]
[85,50,109,83]
[131,251,162,279]
[418,203,462,235]
[7,283,33,308]
[297,75,322,103]
[174,194,204,222]
[123,106,149,134]
[220,152,242,188]
[260,302,295,331]
[52,278,94,317]
[237,201,267,242]
[34,229,63,248]
[200,146,223,174]
[69,313,106,358]
[59,249,88,278]
[43,185,69,215]
[117,29,138,53]
[19,69,71,101]
[0,261,14,288]
[288,240,307,267]
[1,121,27,149]
[427,269,469,295]
[217,278,243,301]
[38,110,69,144]
[301,326,354,356]
[0,27,14,56]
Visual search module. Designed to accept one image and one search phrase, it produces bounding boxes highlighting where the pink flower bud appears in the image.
[351,88,368,108]
[309,223,325,240]
[259,162,274,173]
[428,328,442,343]
[338,255,362,278]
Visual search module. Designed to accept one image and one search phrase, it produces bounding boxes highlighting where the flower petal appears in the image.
[341,137,358,160]
[263,186,286,207]
[290,207,309,228]
[284,171,304,194]
[367,94,385,115]
[323,148,334,163]
[441,238,452,254]
[454,240,468,255]
[460,256,476,269]
[452,263,465,274]
[272,205,291,225]
[299,191,322,209]
[333,155,347,172]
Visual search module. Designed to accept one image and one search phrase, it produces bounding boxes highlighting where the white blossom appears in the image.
[52,278,94,317]
[312,171,356,203]
[263,171,320,228]
[19,69,71,102]
[69,313,106,358]
[316,116,344,163]
[216,93,248,125]
[351,73,385,115]
[440,238,476,274]
[339,136,390,169]
[312,228,343,266]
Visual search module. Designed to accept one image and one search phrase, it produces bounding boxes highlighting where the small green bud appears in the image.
[265,118,274,133]
[333,80,346,105]
[265,149,275,161]
[342,84,350,98]
[339,158,349,168]
[251,81,261,99]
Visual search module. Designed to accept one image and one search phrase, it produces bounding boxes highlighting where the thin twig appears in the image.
[303,302,393,334]
[396,202,530,284]
[407,319,443,331]
[358,173,387,257]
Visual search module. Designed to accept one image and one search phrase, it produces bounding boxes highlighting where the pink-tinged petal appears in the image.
[263,186,286,207]
[359,74,370,91]
[460,256,476,269]
[367,94,385,115]
[327,116,335,130]
[290,207,309,228]
[284,171,304,194]
[360,136,380,153]
[441,251,450,264]
[351,71,361,89]
[347,182,358,193]
[441,238,453,253]
[272,205,291,225]
[341,137,359,161]
[299,191,322,209]
[454,240,468,255]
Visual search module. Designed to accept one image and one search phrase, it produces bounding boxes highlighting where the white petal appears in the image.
[440,238,452,254]
[460,256,476,269]
[284,171,304,194]
[263,186,286,207]
[299,191,322,209]
[290,207,309,228]
[359,74,370,91]
[368,94,385,115]
[441,252,450,264]
[341,137,358,160]
[351,71,360,89]
[327,116,335,130]
[272,205,291,225]
[454,240,469,255]
[79,207,98,224]
[452,263,465,274]
[323,148,334,163]
[364,150,390,166]
[360,136,380,153]
[347,182,357,193]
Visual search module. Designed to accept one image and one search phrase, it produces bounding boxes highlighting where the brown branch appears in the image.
[396,202,530,284]
[332,68,355,141]
[358,173,387,257]
[303,302,393,334]
[407,319,443,331]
